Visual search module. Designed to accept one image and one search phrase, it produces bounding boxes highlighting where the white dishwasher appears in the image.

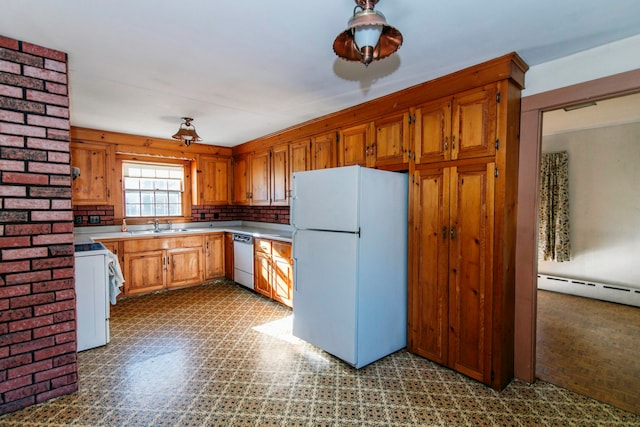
[233,233,254,290]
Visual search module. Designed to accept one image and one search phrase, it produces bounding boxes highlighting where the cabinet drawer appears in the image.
[272,241,291,259]
[255,238,272,254]
[124,235,204,252]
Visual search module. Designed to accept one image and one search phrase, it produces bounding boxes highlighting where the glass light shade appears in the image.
[353,25,383,50]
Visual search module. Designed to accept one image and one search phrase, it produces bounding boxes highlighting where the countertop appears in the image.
[74,221,293,245]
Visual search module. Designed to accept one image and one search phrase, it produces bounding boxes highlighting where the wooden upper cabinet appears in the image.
[413,84,498,165]
[197,155,231,205]
[373,112,409,168]
[289,138,311,195]
[271,143,289,206]
[251,149,271,206]
[414,99,452,164]
[312,132,338,170]
[339,123,370,167]
[451,84,498,160]
[71,141,113,205]
[233,153,251,205]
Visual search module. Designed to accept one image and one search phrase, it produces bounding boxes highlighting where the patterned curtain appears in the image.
[538,151,571,262]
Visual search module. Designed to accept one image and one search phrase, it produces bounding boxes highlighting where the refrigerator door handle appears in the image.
[292,229,298,291]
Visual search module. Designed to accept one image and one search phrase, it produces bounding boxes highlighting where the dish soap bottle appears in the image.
[121,219,127,232]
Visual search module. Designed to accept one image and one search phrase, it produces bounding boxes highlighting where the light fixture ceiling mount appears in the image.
[333,0,403,67]
[172,117,201,147]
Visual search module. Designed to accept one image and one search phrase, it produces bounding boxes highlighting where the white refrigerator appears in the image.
[291,165,408,368]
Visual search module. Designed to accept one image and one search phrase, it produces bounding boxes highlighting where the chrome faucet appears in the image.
[148,218,160,232]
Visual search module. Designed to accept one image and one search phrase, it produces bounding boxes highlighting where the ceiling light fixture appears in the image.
[172,117,201,147]
[333,0,403,67]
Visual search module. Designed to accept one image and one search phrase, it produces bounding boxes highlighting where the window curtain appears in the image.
[538,151,571,262]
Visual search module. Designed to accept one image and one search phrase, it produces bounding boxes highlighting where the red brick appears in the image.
[0,159,25,172]
[2,260,41,278]
[49,175,71,187]
[7,359,52,379]
[55,289,74,301]
[0,109,23,123]
[0,36,20,50]
[0,396,36,415]
[0,59,21,73]
[54,331,75,345]
[0,210,28,223]
[0,83,23,98]
[50,200,72,210]
[23,66,66,84]
[4,199,49,210]
[0,123,46,138]
[0,134,25,147]
[34,361,76,384]
[9,315,53,333]
[45,81,67,96]
[0,374,32,394]
[0,96,46,114]
[25,89,68,107]
[0,352,31,370]
[2,172,48,185]
[51,222,73,233]
[45,106,69,119]
[2,247,48,261]
[26,137,69,152]
[27,115,69,131]
[33,299,75,317]
[0,307,31,323]
[1,147,48,161]
[0,284,30,299]
[21,42,66,62]
[4,223,50,235]
[10,336,55,355]
[51,373,76,388]
[31,256,73,271]
[32,233,73,246]
[33,342,75,361]
[32,279,74,294]
[0,299,8,311]
[28,187,71,199]
[4,381,50,401]
[10,292,55,309]
[52,310,74,323]
[47,128,69,141]
[30,211,73,222]
[44,59,66,73]
[49,245,73,256]
[28,161,70,175]
[0,330,31,347]
[52,353,76,368]
[36,383,77,404]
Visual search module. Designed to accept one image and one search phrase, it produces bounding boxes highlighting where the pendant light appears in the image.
[172,117,201,147]
[333,0,403,67]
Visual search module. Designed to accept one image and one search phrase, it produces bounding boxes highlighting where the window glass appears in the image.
[123,162,184,217]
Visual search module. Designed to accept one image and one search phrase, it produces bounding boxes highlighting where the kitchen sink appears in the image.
[128,228,209,235]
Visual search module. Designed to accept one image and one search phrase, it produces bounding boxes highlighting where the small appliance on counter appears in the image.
[291,165,408,368]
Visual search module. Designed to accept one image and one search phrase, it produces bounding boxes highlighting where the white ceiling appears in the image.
[2,0,640,147]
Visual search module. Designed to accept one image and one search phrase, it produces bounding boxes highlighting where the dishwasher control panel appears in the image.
[232,233,253,244]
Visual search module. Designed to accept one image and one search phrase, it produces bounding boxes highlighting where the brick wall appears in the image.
[0,35,77,414]
[192,205,290,225]
[72,205,114,226]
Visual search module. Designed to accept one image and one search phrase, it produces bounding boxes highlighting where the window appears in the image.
[123,162,184,217]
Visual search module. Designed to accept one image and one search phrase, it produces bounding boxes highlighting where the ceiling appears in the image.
[2,1,640,147]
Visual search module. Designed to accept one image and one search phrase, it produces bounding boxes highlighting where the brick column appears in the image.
[0,35,77,414]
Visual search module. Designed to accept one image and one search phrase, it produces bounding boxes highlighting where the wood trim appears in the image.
[514,68,640,383]
[233,53,527,155]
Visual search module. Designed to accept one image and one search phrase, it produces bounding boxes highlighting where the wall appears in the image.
[538,122,640,289]
[0,36,77,414]
[192,205,290,225]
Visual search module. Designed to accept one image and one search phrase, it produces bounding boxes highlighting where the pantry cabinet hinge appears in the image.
[495,139,499,150]
[494,167,499,178]
[336,133,340,143]
[408,114,416,125]
[496,92,501,103]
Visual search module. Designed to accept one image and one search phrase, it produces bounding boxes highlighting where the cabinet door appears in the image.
[451,84,498,160]
[289,138,311,196]
[272,242,293,308]
[123,250,165,295]
[224,232,234,280]
[339,123,369,167]
[251,149,271,206]
[254,250,272,298]
[407,167,450,366]
[233,153,251,206]
[204,233,225,280]
[271,143,289,206]
[448,162,495,383]
[167,247,204,289]
[413,99,451,164]
[312,132,337,170]
[374,112,408,168]
[198,155,230,205]
[71,141,112,205]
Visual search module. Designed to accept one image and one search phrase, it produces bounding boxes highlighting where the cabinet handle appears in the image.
[451,136,456,150]
[450,226,456,240]
[444,136,449,151]
[442,226,448,240]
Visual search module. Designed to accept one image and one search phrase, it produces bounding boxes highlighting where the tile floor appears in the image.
[1,281,639,426]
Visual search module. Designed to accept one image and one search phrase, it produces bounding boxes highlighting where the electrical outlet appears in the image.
[200,212,206,220]
[74,215,83,225]
[213,212,219,219]
[275,213,279,221]
[88,215,100,224]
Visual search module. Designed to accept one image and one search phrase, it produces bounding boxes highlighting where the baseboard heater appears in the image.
[537,274,640,308]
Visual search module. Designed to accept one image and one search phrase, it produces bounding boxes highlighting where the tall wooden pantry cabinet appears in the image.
[407,56,527,390]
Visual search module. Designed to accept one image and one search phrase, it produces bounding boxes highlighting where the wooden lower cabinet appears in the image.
[204,233,224,280]
[122,235,205,296]
[254,238,293,308]
[224,232,234,280]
